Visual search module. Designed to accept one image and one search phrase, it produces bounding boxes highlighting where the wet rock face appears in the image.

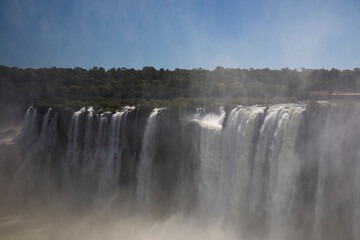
[2,104,360,240]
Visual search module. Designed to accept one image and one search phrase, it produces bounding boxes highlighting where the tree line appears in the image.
[1,65,359,110]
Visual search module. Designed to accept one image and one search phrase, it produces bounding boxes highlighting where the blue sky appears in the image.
[0,0,359,70]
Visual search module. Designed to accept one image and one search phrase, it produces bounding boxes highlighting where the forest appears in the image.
[1,65,360,111]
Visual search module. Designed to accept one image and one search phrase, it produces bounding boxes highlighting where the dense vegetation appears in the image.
[1,65,360,111]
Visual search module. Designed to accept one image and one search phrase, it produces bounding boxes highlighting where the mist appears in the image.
[1,0,360,239]
[1,103,360,240]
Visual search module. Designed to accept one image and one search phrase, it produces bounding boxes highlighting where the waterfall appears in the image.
[66,107,86,175]
[18,107,41,148]
[64,107,135,199]
[193,107,225,219]
[247,105,283,230]
[136,108,163,210]
[268,106,304,239]
[2,104,360,240]
[314,108,360,240]
[220,105,265,226]
[8,108,60,205]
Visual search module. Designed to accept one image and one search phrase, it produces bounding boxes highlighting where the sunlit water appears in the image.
[1,103,360,240]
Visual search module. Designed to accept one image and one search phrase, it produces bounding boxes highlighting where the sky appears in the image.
[0,0,359,70]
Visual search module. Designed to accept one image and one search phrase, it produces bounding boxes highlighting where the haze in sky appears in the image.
[0,0,359,70]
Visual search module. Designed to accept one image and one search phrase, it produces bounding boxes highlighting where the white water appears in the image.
[1,104,360,240]
[193,107,225,219]
[65,107,134,198]
[136,108,163,211]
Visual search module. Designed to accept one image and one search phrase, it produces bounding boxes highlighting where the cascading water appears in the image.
[1,103,360,240]
[220,106,265,227]
[313,108,360,240]
[192,107,225,219]
[136,108,163,211]
[65,107,136,199]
